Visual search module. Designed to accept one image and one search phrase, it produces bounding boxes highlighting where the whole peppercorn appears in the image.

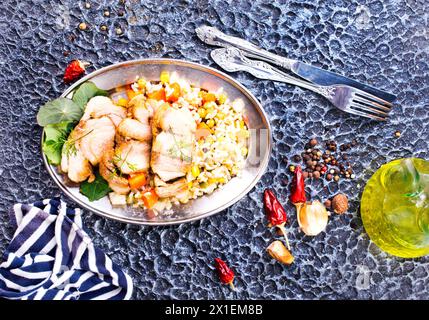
[332,193,348,214]
[79,22,87,30]
[289,165,295,173]
[100,25,107,31]
[326,173,333,181]
[310,138,318,147]
[115,27,123,35]
[334,175,340,182]
[303,171,309,179]
[104,10,110,17]
[394,130,401,138]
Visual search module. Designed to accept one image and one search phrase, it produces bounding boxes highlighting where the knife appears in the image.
[196,26,396,103]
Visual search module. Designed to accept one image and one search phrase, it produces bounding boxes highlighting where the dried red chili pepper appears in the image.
[290,165,306,205]
[214,258,235,290]
[63,60,89,83]
[264,189,290,249]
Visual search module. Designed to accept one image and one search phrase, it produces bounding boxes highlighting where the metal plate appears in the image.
[42,59,272,225]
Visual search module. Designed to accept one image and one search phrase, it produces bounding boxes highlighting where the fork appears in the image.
[211,47,393,121]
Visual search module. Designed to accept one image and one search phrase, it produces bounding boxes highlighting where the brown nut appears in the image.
[332,193,348,214]
[267,240,294,265]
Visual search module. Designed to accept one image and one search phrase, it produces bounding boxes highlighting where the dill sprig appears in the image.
[167,126,192,163]
[63,129,94,157]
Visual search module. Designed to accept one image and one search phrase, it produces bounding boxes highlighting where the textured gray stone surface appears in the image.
[0,0,428,299]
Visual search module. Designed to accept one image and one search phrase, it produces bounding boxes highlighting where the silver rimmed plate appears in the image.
[42,59,272,225]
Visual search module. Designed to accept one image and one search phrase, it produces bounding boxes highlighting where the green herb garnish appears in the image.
[42,121,74,165]
[38,81,109,165]
[168,126,192,163]
[80,171,112,202]
[72,82,108,110]
[37,98,82,127]
[62,129,94,157]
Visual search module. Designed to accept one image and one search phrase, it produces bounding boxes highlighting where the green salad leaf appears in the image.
[38,81,109,165]
[42,122,74,165]
[72,82,108,110]
[80,171,112,202]
[37,98,82,126]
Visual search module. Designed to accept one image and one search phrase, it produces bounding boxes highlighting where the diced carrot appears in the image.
[147,88,166,101]
[196,128,212,140]
[126,88,138,100]
[128,173,147,190]
[141,189,159,209]
[202,92,216,103]
[166,83,181,103]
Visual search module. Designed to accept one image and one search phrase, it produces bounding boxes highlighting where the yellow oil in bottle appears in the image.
[361,158,429,258]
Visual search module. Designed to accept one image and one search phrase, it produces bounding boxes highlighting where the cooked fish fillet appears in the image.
[114,140,151,174]
[99,149,130,195]
[153,103,196,136]
[117,118,151,142]
[128,94,152,123]
[155,177,189,198]
[77,117,116,166]
[61,130,94,183]
[150,105,196,182]
[82,96,127,126]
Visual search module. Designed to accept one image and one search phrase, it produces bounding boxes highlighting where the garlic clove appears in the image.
[266,240,294,265]
[297,200,329,236]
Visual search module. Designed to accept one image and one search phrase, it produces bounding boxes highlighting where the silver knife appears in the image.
[196,25,396,103]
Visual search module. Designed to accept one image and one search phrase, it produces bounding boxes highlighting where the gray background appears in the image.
[0,0,428,299]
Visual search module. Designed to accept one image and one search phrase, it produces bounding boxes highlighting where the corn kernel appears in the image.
[197,108,207,118]
[218,93,227,105]
[206,119,215,128]
[117,98,128,107]
[137,78,146,89]
[191,165,200,177]
[241,147,248,156]
[160,71,170,84]
[217,136,225,142]
[216,112,225,120]
[208,178,217,184]
[218,177,226,184]
[188,182,193,189]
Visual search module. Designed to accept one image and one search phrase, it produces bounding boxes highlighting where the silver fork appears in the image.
[211,47,393,121]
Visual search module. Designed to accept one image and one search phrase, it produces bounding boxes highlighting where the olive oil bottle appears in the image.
[361,158,429,258]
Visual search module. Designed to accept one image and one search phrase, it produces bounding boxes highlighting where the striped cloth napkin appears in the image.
[0,199,133,300]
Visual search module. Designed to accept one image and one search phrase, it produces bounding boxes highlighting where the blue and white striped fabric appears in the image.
[0,198,133,300]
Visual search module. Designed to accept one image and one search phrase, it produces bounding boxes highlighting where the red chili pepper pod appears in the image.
[214,258,235,290]
[63,60,89,83]
[290,165,307,205]
[263,189,291,250]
